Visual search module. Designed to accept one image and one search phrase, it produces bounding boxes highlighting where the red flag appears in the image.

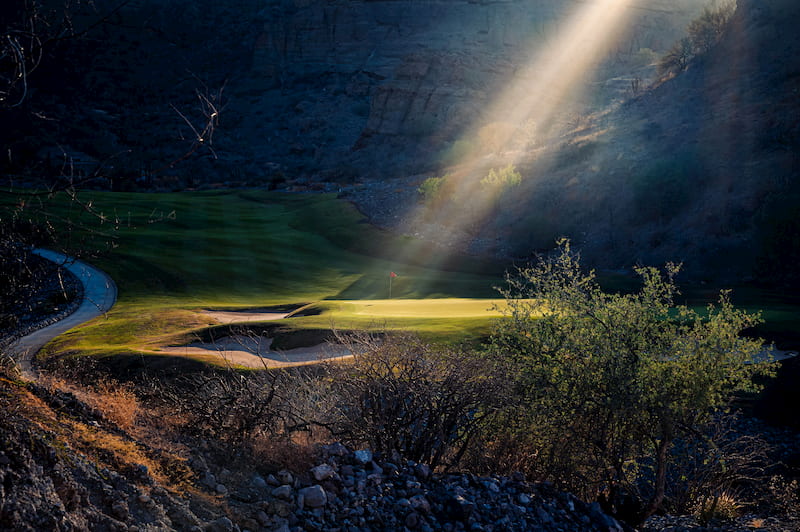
[390,272,397,278]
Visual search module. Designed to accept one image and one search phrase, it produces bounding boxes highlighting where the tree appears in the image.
[658,37,693,76]
[659,2,735,77]
[417,175,447,205]
[687,2,735,54]
[489,239,774,525]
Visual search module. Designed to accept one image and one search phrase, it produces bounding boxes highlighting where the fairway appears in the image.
[324,299,506,318]
[8,189,508,361]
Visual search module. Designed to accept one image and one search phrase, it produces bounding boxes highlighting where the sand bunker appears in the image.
[161,336,351,369]
[202,309,290,324]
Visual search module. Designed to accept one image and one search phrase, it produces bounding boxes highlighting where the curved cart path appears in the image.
[7,249,117,380]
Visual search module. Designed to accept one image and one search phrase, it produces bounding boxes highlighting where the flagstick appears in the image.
[389,274,392,299]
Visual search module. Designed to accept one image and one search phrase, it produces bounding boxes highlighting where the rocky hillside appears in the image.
[0,367,633,531]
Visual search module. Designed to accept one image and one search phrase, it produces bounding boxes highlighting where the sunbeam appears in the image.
[392,0,638,273]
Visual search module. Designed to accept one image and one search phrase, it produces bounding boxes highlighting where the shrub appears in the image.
[417,175,447,204]
[658,37,694,76]
[480,164,522,188]
[317,331,507,470]
[155,341,298,445]
[688,2,736,54]
[488,239,775,525]
[659,2,736,76]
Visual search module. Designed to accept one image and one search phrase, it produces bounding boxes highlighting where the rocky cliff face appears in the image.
[236,0,701,178]
[4,0,702,186]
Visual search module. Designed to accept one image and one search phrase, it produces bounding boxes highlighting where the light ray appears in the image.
[395,0,638,273]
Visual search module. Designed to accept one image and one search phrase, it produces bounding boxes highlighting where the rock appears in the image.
[168,504,203,529]
[201,472,217,490]
[255,511,270,526]
[277,470,294,486]
[206,516,235,532]
[410,494,431,514]
[252,475,268,489]
[405,511,422,528]
[271,485,294,500]
[310,464,336,481]
[298,485,327,509]
[414,463,431,480]
[266,474,280,486]
[353,450,372,465]
[111,499,129,520]
[322,442,348,457]
[589,502,624,532]
[444,494,474,521]
[215,484,228,496]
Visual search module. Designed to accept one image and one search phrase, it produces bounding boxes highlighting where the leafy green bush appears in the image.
[480,164,521,188]
[487,240,774,525]
[417,175,447,204]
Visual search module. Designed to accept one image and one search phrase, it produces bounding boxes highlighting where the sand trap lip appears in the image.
[160,335,351,369]
[202,309,291,323]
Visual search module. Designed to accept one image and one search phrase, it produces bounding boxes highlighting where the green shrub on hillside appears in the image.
[417,175,447,204]
[659,1,736,75]
[688,2,736,54]
[480,164,522,188]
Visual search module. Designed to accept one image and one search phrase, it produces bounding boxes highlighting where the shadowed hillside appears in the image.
[382,0,800,283]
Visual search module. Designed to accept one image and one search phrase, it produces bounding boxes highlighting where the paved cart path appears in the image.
[7,249,117,380]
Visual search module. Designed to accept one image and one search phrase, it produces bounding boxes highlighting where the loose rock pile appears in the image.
[235,444,626,532]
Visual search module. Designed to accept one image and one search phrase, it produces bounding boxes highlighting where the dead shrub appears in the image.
[248,433,318,474]
[313,331,508,470]
[158,365,298,446]
[664,414,772,517]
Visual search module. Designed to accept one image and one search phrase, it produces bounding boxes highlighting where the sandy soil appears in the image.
[201,309,291,323]
[160,336,351,369]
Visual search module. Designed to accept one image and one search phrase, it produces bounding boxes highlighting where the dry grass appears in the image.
[65,416,193,490]
[248,432,320,475]
[38,374,140,431]
[694,491,742,524]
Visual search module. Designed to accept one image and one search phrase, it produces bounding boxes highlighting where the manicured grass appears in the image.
[14,189,508,359]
